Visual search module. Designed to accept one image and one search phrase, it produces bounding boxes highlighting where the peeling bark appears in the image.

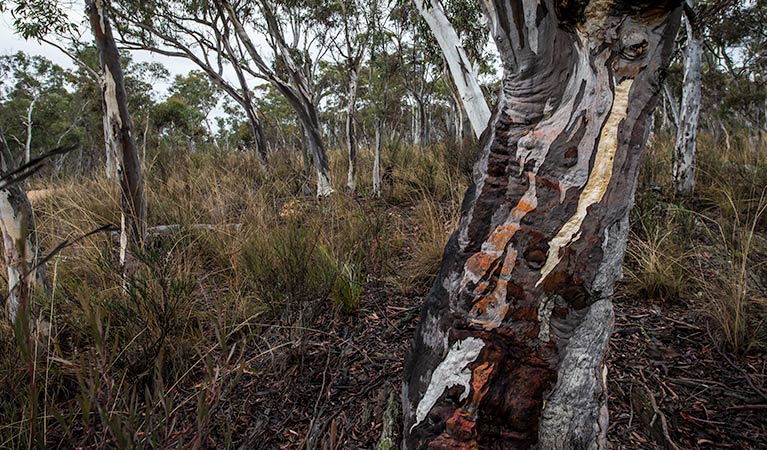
[673,9,702,196]
[402,1,682,448]
[415,0,491,138]
[0,137,50,323]
[87,0,147,265]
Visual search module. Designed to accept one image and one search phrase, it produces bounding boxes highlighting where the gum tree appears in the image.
[86,0,146,265]
[414,0,491,137]
[402,1,682,448]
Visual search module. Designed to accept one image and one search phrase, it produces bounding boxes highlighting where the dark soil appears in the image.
[608,295,767,450]
[213,282,766,449]
[210,279,420,449]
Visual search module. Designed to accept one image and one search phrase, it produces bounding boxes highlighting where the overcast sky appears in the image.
[2,9,235,94]
[0,9,241,119]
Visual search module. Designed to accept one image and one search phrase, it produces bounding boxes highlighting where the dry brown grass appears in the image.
[629,130,767,354]
[0,141,473,448]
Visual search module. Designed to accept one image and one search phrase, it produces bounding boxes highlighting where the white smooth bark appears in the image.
[0,138,49,323]
[414,0,491,138]
[24,98,36,165]
[346,66,359,192]
[673,12,702,196]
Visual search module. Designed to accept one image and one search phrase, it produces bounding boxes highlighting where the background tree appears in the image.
[414,0,490,138]
[86,0,146,265]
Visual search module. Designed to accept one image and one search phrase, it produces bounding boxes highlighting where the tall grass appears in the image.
[628,129,767,354]
[0,141,474,448]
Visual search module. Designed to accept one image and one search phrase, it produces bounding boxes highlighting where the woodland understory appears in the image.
[0,0,765,448]
[0,130,763,449]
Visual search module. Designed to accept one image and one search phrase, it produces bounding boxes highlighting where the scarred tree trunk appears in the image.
[415,0,491,138]
[0,136,50,323]
[87,0,146,265]
[402,1,681,449]
[673,8,702,196]
[346,65,359,192]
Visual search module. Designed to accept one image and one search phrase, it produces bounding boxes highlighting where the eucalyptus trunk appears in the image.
[0,136,50,323]
[372,121,382,198]
[87,0,146,265]
[673,11,702,196]
[402,1,681,448]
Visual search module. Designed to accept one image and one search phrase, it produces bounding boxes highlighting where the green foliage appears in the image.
[241,220,337,319]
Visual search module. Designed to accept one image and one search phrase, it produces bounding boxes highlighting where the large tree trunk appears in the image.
[402,1,681,449]
[0,136,50,323]
[346,65,359,192]
[415,0,491,138]
[87,0,146,265]
[673,9,702,196]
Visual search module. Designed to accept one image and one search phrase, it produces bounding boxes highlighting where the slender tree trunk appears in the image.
[415,0,491,138]
[673,10,702,196]
[24,98,36,165]
[372,121,382,198]
[346,65,359,192]
[403,2,681,448]
[663,82,679,129]
[0,136,50,323]
[415,97,428,146]
[412,103,420,145]
[87,0,146,265]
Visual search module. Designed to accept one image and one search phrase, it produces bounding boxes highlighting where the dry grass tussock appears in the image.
[626,130,767,354]
[0,142,473,448]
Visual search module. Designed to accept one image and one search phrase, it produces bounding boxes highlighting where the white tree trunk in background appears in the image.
[414,0,491,138]
[346,66,359,192]
[372,122,382,198]
[673,10,702,196]
[24,98,36,165]
[0,137,50,323]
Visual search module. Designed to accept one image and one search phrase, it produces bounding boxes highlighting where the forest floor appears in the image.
[608,295,767,450]
[215,278,767,449]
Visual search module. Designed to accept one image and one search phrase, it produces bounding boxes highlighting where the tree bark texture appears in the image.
[0,137,50,323]
[402,2,682,449]
[415,0,492,138]
[672,9,702,196]
[87,0,147,264]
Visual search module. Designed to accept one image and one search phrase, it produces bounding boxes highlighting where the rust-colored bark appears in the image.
[403,1,682,449]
